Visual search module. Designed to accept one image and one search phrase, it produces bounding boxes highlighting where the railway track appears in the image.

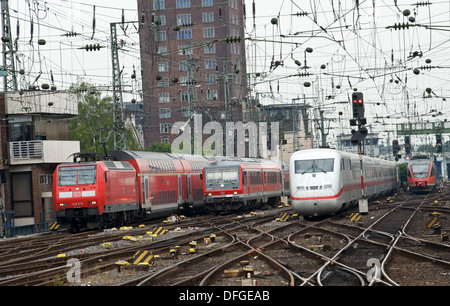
[0,185,449,286]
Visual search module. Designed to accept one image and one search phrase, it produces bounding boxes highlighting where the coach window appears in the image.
[294,158,334,174]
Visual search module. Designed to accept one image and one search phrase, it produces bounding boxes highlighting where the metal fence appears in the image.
[10,140,43,160]
[0,211,56,238]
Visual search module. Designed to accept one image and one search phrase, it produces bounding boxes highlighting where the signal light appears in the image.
[405,136,410,146]
[351,92,364,119]
[393,140,400,155]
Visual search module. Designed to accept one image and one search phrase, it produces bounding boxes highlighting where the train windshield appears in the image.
[410,160,430,178]
[58,165,97,186]
[294,158,334,174]
[205,168,239,186]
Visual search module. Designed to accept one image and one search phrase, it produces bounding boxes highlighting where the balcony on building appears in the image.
[9,140,80,165]
[5,90,80,165]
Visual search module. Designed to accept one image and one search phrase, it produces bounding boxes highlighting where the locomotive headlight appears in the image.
[297,186,305,190]
[324,184,332,189]
[208,193,212,196]
[233,191,238,195]
[88,201,97,205]
[59,203,67,207]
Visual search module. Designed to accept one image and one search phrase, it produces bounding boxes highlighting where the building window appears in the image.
[154,0,165,10]
[203,27,215,38]
[155,15,166,25]
[179,76,188,86]
[10,122,32,141]
[229,0,238,9]
[156,31,167,42]
[160,123,172,134]
[181,107,190,117]
[157,46,167,56]
[178,29,192,40]
[181,91,190,102]
[177,14,191,26]
[39,174,53,185]
[157,62,168,72]
[206,74,217,85]
[178,45,193,55]
[179,61,188,71]
[207,89,218,101]
[204,43,215,54]
[158,92,170,103]
[158,77,169,88]
[161,137,170,144]
[202,12,214,23]
[176,0,190,8]
[159,108,171,119]
[205,59,216,70]
[202,0,213,7]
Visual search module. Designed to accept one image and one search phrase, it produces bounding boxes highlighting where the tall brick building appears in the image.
[137,0,247,146]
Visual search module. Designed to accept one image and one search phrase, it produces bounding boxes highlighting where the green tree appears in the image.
[398,163,407,184]
[146,142,171,153]
[69,81,138,157]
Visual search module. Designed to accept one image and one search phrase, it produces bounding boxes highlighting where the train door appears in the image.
[243,171,248,194]
[177,173,182,204]
[142,174,150,210]
[105,171,110,206]
[187,174,192,202]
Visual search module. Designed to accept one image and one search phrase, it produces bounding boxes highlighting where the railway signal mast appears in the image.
[350,92,368,148]
[393,140,401,161]
[349,92,368,213]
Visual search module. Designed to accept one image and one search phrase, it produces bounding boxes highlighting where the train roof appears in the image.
[110,150,284,164]
[204,159,282,168]
[110,150,212,162]
[291,148,396,166]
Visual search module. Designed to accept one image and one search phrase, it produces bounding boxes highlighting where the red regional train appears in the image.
[53,151,216,231]
[203,158,289,212]
[407,156,436,193]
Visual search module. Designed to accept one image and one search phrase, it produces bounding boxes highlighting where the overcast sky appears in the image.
[7,0,450,147]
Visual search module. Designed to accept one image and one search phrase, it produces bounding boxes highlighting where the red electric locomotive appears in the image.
[203,158,289,212]
[53,161,139,232]
[407,156,436,193]
[53,151,212,231]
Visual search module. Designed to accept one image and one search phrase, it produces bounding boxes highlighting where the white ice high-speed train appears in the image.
[290,149,397,217]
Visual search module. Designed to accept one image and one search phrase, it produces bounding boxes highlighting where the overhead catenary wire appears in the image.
[2,0,450,148]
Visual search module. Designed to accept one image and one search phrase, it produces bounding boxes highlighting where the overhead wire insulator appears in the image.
[62,31,79,37]
[414,1,432,7]
[80,43,104,51]
[293,12,308,17]
[417,65,436,71]
[297,72,311,77]
[385,22,413,30]
[225,36,241,43]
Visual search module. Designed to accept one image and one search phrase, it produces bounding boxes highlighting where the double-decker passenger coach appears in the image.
[203,158,289,212]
